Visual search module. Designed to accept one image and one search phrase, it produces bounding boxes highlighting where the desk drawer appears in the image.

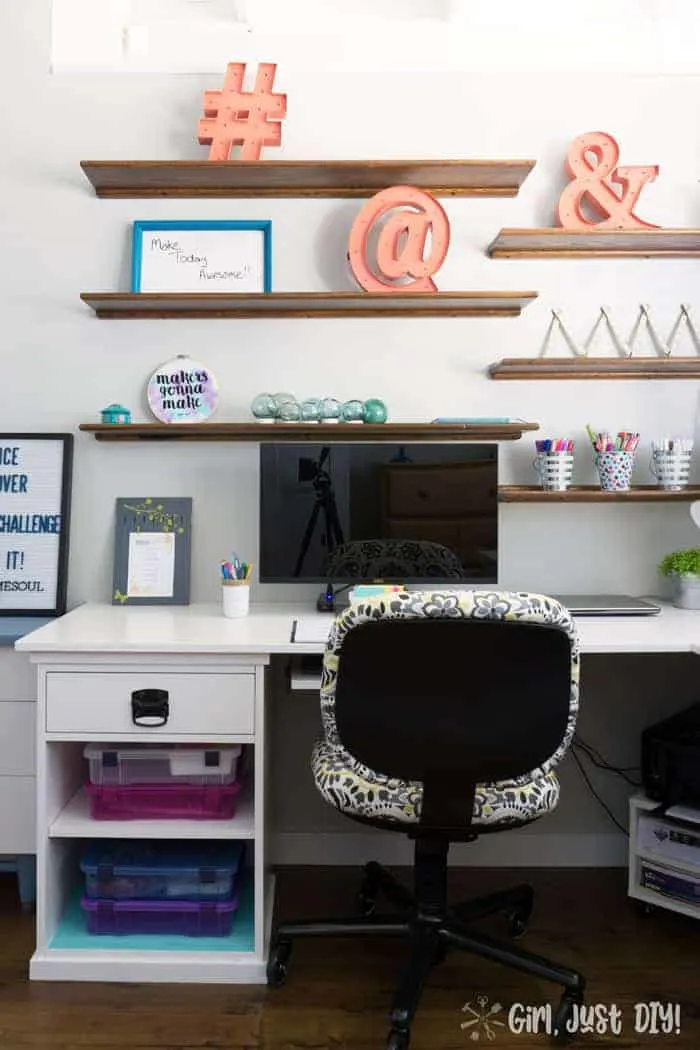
[45,673,254,736]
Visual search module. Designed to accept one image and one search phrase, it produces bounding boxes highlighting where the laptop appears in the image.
[552,594,661,616]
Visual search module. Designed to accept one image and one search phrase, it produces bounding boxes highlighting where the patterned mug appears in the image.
[533,452,574,492]
[649,448,693,491]
[596,451,635,492]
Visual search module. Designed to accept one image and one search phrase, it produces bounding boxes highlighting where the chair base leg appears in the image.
[268,863,586,1050]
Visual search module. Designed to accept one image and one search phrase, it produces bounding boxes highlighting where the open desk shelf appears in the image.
[487,228,700,258]
[488,358,700,380]
[79,421,539,443]
[49,876,255,954]
[49,784,255,839]
[499,486,700,503]
[80,291,538,319]
[80,159,535,199]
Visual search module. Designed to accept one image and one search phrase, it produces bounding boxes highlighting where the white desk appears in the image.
[15,599,700,985]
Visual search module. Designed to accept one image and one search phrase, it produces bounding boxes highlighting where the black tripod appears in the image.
[293,447,345,578]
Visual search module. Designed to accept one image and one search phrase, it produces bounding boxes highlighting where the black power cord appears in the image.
[570,748,630,837]
[573,735,641,788]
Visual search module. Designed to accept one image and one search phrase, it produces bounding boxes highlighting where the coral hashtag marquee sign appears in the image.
[348,186,450,293]
[198,62,287,161]
[556,131,659,230]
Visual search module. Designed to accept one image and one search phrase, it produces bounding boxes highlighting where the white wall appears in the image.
[6,2,700,863]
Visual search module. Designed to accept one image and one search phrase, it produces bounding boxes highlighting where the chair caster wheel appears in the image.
[508,914,528,939]
[387,1026,410,1050]
[506,909,529,939]
[357,869,379,916]
[266,939,292,987]
[551,992,583,1044]
[357,890,377,917]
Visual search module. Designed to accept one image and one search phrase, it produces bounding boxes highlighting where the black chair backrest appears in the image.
[333,617,572,828]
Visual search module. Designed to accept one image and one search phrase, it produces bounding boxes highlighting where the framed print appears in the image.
[112,497,192,606]
[131,220,272,293]
[0,433,73,617]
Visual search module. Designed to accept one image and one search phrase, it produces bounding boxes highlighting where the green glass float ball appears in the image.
[278,399,301,422]
[300,398,321,422]
[341,399,364,422]
[319,397,340,421]
[251,393,278,420]
[362,398,388,424]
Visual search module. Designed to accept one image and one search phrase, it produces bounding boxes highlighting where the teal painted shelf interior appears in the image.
[50,872,255,953]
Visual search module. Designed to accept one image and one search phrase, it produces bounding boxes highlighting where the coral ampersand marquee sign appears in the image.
[556,131,659,231]
[348,186,450,293]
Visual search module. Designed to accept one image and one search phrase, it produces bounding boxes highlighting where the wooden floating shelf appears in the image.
[80,291,538,320]
[78,422,539,443]
[500,486,700,502]
[489,357,700,380]
[488,228,700,258]
[80,159,535,199]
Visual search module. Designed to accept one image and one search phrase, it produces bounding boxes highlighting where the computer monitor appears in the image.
[259,442,498,585]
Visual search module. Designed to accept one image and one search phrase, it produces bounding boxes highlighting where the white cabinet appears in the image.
[628,792,700,921]
[30,653,270,983]
[0,650,36,854]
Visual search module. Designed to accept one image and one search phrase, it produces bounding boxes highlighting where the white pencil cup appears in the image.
[650,446,694,491]
[533,452,574,492]
[222,581,250,618]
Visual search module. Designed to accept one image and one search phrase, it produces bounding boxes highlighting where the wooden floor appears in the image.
[0,867,698,1049]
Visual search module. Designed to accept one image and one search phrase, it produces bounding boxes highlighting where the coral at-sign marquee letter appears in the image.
[348,186,450,293]
[556,131,659,230]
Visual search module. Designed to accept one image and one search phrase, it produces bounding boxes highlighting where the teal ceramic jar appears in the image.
[100,404,131,424]
[362,398,388,424]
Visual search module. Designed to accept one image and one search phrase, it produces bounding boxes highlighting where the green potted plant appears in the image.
[659,548,700,609]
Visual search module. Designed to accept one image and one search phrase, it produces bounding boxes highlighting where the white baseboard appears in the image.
[271,831,628,867]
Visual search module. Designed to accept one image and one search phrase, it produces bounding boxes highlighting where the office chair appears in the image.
[323,538,465,580]
[267,590,586,1049]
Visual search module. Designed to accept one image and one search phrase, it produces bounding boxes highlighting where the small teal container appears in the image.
[101,404,131,424]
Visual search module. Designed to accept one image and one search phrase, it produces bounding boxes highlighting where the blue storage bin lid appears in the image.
[80,840,244,879]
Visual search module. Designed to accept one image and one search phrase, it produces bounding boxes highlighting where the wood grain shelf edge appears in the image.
[80,159,536,199]
[489,358,700,380]
[78,422,540,443]
[499,486,700,502]
[80,291,538,320]
[487,227,700,258]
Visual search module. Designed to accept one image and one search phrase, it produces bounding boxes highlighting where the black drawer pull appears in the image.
[131,688,169,727]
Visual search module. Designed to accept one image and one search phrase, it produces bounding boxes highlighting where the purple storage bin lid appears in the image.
[81,894,239,914]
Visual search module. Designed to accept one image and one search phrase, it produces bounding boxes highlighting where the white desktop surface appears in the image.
[14,599,700,656]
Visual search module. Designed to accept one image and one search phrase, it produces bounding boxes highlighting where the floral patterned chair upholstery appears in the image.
[312,589,579,829]
[322,539,465,580]
[269,590,585,1050]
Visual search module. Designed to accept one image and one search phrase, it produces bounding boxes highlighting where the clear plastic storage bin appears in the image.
[84,744,242,786]
[81,895,239,936]
[81,840,244,900]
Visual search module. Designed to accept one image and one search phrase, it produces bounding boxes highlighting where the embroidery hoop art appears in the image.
[146,355,219,424]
